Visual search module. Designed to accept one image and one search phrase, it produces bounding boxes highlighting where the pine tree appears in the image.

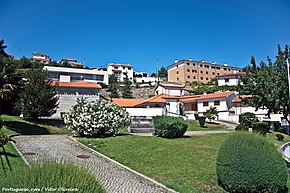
[16,68,59,120]
[108,74,119,98]
[121,72,133,98]
[158,67,168,80]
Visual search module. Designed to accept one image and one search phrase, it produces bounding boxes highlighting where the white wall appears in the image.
[155,85,184,96]
[218,76,239,86]
[197,99,228,113]
[166,99,180,115]
[107,65,134,82]
[135,77,158,83]
[125,107,165,117]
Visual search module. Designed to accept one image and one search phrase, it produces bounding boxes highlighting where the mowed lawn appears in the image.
[187,120,226,131]
[80,132,290,193]
[80,134,228,193]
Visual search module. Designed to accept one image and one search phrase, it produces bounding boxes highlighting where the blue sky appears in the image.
[1,0,289,74]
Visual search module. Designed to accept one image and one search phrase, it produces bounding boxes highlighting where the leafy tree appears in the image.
[0,40,22,114]
[203,106,218,122]
[108,74,119,98]
[15,68,59,120]
[192,85,238,95]
[121,72,133,98]
[158,67,168,80]
[240,45,290,125]
[150,72,157,77]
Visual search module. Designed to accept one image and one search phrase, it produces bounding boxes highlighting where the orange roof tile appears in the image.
[183,87,193,92]
[231,95,253,103]
[216,72,250,77]
[180,92,233,103]
[111,98,145,107]
[52,80,102,89]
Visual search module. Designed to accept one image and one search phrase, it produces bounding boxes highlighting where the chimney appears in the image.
[233,70,237,74]
[212,61,216,64]
[174,59,178,63]
[223,63,228,66]
[203,92,207,96]
[188,58,192,61]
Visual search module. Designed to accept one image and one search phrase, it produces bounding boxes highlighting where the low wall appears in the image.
[126,108,165,117]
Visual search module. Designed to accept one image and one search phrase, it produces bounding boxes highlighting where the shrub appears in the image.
[216,132,287,193]
[234,125,249,131]
[203,106,218,122]
[64,98,130,137]
[252,122,269,136]
[0,161,105,193]
[276,133,284,141]
[238,112,259,127]
[198,116,206,127]
[153,116,188,138]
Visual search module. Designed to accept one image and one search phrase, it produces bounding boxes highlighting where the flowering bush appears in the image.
[64,98,130,137]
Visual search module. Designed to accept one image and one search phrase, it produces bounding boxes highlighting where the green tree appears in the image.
[0,40,22,114]
[16,68,59,120]
[240,45,290,125]
[121,72,133,98]
[158,67,168,80]
[108,74,119,98]
[150,72,157,77]
[203,106,219,122]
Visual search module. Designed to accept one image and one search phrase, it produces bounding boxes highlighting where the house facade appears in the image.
[133,71,159,84]
[44,66,109,85]
[217,71,248,86]
[107,63,134,82]
[155,83,185,96]
[167,58,243,83]
[61,58,84,68]
[32,52,51,64]
[180,92,237,120]
[51,80,103,118]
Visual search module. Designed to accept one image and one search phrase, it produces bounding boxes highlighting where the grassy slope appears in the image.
[80,132,290,193]
[1,115,69,135]
[187,120,225,131]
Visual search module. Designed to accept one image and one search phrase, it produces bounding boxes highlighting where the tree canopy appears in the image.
[121,72,133,98]
[240,45,290,124]
[158,67,168,80]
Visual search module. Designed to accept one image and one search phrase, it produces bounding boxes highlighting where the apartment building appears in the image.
[107,63,134,81]
[32,52,51,64]
[167,59,243,83]
[43,66,109,85]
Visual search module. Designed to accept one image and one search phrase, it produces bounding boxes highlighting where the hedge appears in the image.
[153,116,188,138]
[238,112,259,127]
[216,132,287,193]
[252,122,269,136]
[234,125,249,132]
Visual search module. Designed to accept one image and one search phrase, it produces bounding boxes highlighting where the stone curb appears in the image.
[10,138,31,167]
[67,136,178,193]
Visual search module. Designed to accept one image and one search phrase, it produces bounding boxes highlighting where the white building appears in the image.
[180,92,237,120]
[61,58,84,68]
[107,63,134,82]
[155,83,185,96]
[32,52,51,64]
[43,66,109,85]
[217,71,248,86]
[133,71,159,84]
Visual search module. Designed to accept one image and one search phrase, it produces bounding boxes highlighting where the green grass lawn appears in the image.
[187,120,225,131]
[79,131,290,193]
[1,114,70,135]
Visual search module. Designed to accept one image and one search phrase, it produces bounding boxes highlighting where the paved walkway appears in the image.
[12,135,176,193]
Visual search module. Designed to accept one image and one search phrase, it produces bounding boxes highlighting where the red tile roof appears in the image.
[52,80,102,89]
[216,72,250,77]
[111,94,178,107]
[231,95,253,103]
[183,87,193,92]
[180,92,233,103]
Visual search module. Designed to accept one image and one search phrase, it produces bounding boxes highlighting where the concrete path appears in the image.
[12,135,176,193]
[212,120,237,130]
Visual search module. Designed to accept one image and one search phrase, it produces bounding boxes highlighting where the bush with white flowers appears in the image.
[64,98,131,137]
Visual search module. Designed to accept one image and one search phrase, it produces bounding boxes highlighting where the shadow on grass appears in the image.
[0,151,19,158]
[31,119,65,128]
[207,122,221,125]
[4,121,50,135]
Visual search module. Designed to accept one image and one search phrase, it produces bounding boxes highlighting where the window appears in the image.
[200,71,203,73]
[187,76,190,78]
[217,73,220,75]
[193,76,196,79]
[193,63,196,66]
[203,102,209,106]
[216,67,220,70]
[114,67,118,69]
[206,71,208,74]
[211,66,215,69]
[128,67,132,70]
[214,101,220,106]
[212,72,215,75]
[177,71,179,74]
[224,68,227,71]
[187,69,190,72]
[177,77,179,80]
[187,63,190,65]
[200,64,203,67]
[225,78,229,83]
[201,77,203,80]
[123,67,125,69]
[206,77,209,80]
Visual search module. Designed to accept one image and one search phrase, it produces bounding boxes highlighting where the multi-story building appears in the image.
[107,63,134,82]
[61,58,84,68]
[133,71,159,84]
[43,66,109,85]
[167,59,243,83]
[32,52,51,64]
[217,71,248,86]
